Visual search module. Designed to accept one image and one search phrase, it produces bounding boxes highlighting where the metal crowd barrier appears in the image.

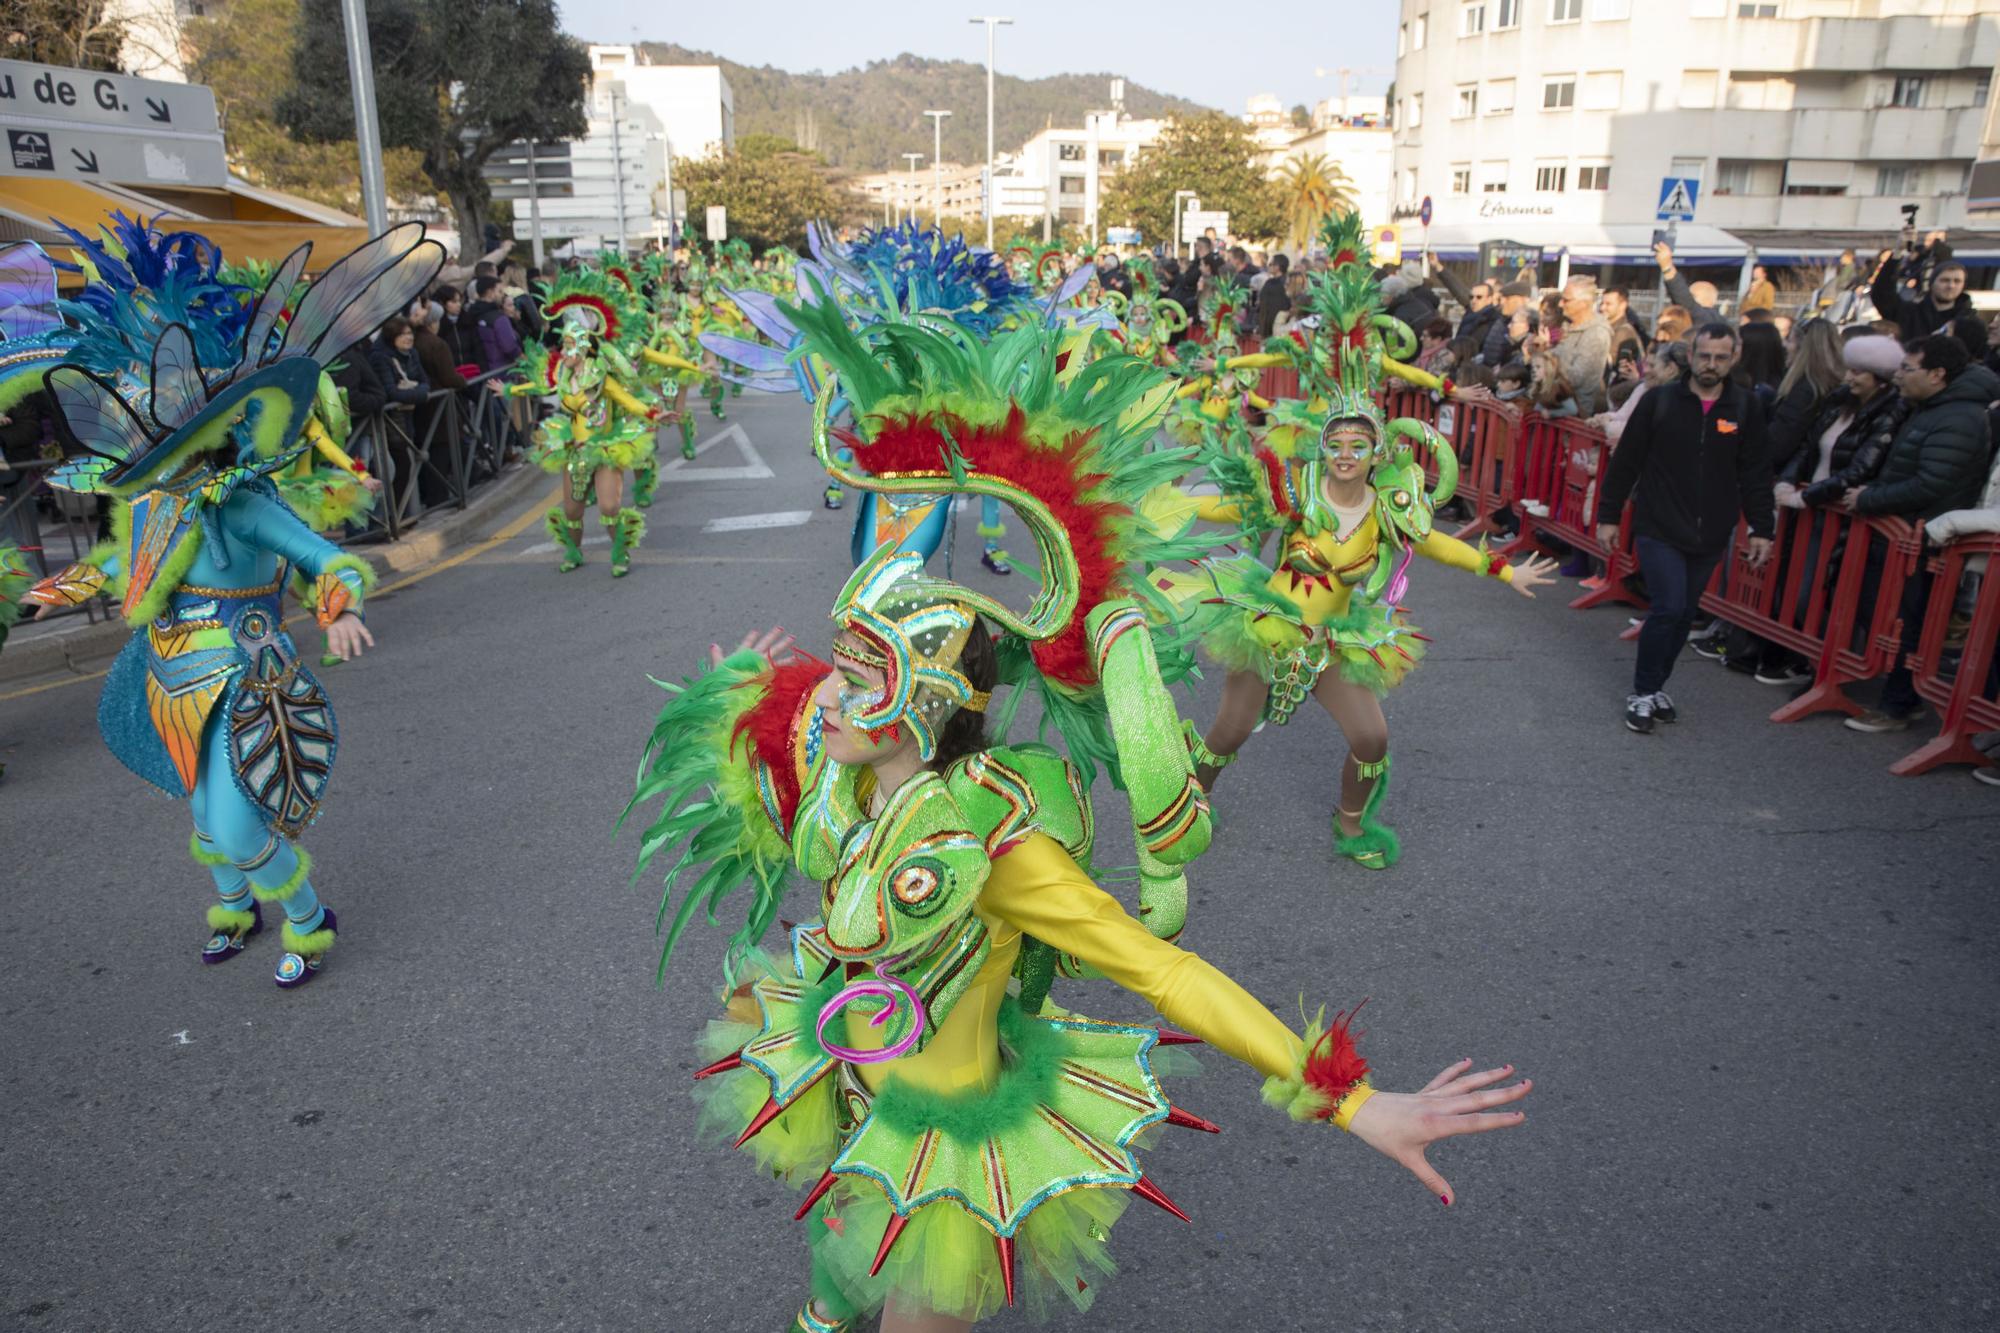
[346,367,526,544]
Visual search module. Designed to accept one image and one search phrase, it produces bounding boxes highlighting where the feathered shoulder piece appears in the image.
[540,265,643,349]
[622,647,832,987]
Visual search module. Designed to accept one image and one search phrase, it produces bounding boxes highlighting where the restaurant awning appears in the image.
[1421,221,1750,265]
[0,177,371,272]
[1729,229,2000,264]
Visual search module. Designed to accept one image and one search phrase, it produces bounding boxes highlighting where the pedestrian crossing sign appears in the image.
[1656,177,1699,221]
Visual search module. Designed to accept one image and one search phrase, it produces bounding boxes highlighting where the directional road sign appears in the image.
[0,59,219,135]
[1181,209,1229,243]
[4,122,228,186]
[1656,177,1700,221]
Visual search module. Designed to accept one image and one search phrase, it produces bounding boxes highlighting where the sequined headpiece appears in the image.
[831,547,985,761]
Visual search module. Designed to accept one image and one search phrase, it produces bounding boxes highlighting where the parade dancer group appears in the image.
[9,209,1534,1328]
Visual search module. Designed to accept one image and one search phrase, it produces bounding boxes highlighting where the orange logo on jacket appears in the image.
[1716,419,1739,434]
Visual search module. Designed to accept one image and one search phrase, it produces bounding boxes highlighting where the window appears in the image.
[1461,3,1485,35]
[1680,70,1719,108]
[1543,77,1576,110]
[1715,160,1754,195]
[1058,175,1084,195]
[1978,73,1992,107]
[1455,85,1480,118]
[1415,15,1428,48]
[1057,143,1084,161]
[1409,93,1424,127]
[1583,71,1622,110]
[1486,78,1516,114]
[1481,160,1509,193]
[1891,77,1925,108]
[1784,183,1845,196]
[1549,0,1582,21]
[1535,162,1568,192]
[1403,168,1419,200]
[1398,23,1408,56]
[1495,0,1521,25]
[1782,160,1849,195]
[1876,166,1916,196]
[1737,3,1777,15]
[1098,150,1121,167]
[1576,164,1610,190]
[1451,164,1473,194]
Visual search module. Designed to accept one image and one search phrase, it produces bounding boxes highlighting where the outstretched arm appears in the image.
[1413,530,1556,597]
[982,835,1531,1202]
[226,490,378,656]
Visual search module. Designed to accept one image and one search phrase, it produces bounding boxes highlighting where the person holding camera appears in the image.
[1870,216,1971,338]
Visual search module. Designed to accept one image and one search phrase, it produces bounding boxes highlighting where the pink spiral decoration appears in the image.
[1384,545,1415,607]
[816,963,927,1064]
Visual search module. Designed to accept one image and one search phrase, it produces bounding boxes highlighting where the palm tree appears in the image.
[1276,152,1357,251]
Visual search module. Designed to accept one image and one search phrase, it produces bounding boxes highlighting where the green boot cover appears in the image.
[605,509,646,577]
[546,508,586,572]
[1333,753,1399,869]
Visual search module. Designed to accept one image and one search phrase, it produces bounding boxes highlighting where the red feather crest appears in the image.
[1301,1002,1371,1119]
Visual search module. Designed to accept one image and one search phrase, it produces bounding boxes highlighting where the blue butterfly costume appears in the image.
[25,223,443,988]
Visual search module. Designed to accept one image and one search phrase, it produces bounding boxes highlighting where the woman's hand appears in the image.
[1345,1059,1532,1205]
[359,475,384,495]
[709,625,797,668]
[1508,553,1559,597]
[325,612,375,661]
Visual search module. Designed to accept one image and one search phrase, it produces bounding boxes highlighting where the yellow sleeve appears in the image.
[982,835,1304,1080]
[1224,352,1287,370]
[643,347,702,374]
[1415,529,1513,582]
[1173,376,1214,400]
[1193,493,1244,523]
[1383,359,1442,392]
[305,418,363,475]
[603,377,652,416]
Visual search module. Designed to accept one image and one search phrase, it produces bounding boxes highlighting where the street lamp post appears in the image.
[902,152,925,230]
[1173,189,1198,259]
[608,86,629,257]
[924,109,952,228]
[968,16,1013,250]
[336,0,389,234]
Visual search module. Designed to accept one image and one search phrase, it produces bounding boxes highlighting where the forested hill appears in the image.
[629,44,1211,169]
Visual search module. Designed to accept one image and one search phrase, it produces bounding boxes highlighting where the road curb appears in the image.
[0,466,543,689]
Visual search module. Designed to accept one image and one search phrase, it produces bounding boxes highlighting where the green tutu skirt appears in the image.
[1177,556,1428,705]
[692,931,1204,1323]
[529,420,656,482]
[276,467,375,532]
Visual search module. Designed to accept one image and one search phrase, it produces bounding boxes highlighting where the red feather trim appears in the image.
[1301,1002,1371,1120]
[1485,552,1508,578]
[1255,449,1294,520]
[1288,327,1309,350]
[1333,248,1357,266]
[842,406,1126,687]
[546,292,622,342]
[730,653,831,833]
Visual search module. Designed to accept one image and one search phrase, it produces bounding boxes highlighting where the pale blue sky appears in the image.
[556,0,1398,113]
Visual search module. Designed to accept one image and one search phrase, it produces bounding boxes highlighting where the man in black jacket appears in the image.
[1596,323,1776,732]
[1842,335,1998,732]
[1424,256,1503,351]
[1868,251,1971,340]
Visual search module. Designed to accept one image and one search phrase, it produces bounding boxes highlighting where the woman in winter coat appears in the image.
[1779,335,1910,509]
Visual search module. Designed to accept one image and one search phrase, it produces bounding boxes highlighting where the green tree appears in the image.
[1289,103,1311,128]
[186,0,427,215]
[677,143,859,251]
[3,0,125,71]
[278,0,590,260]
[1275,151,1356,251]
[1099,113,1285,246]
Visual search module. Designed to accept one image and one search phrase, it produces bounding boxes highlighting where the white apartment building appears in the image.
[1248,94,1396,232]
[993,108,1169,240]
[1391,0,2000,272]
[489,78,665,255]
[589,45,734,161]
[853,161,987,227]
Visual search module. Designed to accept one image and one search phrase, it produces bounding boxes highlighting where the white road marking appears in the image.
[172,1030,193,1045]
[657,422,773,482]
[703,510,812,533]
[521,535,613,555]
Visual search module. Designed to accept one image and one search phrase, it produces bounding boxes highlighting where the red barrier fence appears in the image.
[1896,531,2000,775]
[1505,413,1643,611]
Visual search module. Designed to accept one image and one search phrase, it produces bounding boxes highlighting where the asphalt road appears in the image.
[2,390,1995,1333]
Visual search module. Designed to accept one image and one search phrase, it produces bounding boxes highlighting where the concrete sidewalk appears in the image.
[0,464,544,687]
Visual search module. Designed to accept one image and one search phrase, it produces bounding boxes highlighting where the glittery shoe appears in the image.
[202,902,263,964]
[275,909,336,990]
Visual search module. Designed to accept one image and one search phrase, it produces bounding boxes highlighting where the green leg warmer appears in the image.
[633,459,659,508]
[1333,752,1399,869]
[679,411,697,460]
[546,508,585,572]
[605,509,644,578]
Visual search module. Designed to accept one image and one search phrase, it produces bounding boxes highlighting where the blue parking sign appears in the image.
[1656,177,1699,221]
